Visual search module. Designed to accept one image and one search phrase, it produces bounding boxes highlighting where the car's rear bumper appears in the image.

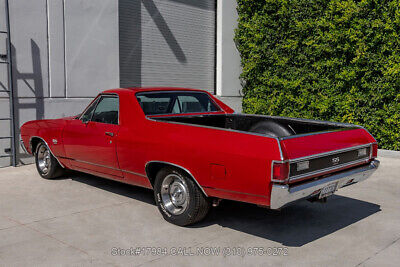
[270,159,380,209]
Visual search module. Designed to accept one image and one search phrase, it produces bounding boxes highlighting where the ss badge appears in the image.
[332,157,340,165]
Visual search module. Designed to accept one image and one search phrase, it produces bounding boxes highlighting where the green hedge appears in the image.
[235,0,400,150]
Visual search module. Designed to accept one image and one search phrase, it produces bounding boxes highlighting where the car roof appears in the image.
[102,87,210,95]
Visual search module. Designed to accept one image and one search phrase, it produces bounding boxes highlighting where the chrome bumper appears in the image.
[270,160,380,209]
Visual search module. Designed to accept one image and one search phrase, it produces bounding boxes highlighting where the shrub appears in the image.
[235,0,400,150]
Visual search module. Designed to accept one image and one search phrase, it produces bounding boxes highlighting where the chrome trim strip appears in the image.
[289,143,372,163]
[145,160,208,197]
[236,113,358,129]
[272,143,372,164]
[279,127,360,140]
[275,138,284,160]
[71,164,123,179]
[69,158,147,178]
[369,142,374,159]
[123,169,147,177]
[29,136,65,168]
[289,158,370,182]
[270,160,380,209]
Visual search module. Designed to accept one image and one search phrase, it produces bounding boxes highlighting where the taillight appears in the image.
[372,143,378,158]
[272,162,289,183]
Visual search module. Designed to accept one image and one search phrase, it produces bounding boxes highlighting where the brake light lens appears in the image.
[372,143,378,158]
[272,162,289,182]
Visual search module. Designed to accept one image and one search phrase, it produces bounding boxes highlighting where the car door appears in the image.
[63,94,122,177]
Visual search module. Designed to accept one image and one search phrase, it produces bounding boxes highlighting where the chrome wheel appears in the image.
[37,145,51,175]
[160,174,189,215]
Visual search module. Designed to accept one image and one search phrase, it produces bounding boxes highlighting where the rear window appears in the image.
[136,92,219,115]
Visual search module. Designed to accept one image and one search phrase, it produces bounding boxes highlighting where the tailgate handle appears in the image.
[105,132,114,137]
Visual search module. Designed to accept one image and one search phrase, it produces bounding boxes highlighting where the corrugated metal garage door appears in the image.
[119,0,216,93]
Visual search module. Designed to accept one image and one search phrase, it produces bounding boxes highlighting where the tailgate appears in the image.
[280,128,377,183]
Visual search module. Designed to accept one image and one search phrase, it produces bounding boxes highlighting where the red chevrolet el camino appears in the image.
[20,88,380,226]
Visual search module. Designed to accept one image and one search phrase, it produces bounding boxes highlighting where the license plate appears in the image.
[319,182,338,198]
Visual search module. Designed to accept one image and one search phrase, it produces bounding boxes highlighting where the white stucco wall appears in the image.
[0,0,120,167]
[216,0,242,97]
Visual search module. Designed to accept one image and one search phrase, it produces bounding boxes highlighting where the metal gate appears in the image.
[0,0,16,167]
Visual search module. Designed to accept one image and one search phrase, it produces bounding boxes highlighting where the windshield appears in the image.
[136,92,220,115]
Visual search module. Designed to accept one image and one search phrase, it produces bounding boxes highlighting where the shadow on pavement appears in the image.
[198,196,380,247]
[63,170,381,247]
[63,170,155,205]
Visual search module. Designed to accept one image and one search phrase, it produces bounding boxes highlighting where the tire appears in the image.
[248,121,295,137]
[35,141,64,179]
[154,167,210,226]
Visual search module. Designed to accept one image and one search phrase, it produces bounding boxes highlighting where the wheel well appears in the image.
[30,137,43,155]
[145,162,207,196]
[145,162,178,186]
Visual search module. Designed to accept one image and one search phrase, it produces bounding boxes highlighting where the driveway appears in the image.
[0,155,399,266]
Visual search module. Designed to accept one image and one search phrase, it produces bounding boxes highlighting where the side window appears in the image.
[136,94,172,115]
[177,95,206,113]
[80,98,99,123]
[136,92,220,115]
[172,98,181,114]
[91,96,119,125]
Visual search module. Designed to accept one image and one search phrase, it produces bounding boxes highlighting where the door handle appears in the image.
[105,132,114,137]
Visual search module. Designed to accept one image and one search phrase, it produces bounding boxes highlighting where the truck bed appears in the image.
[153,113,376,187]
[153,113,359,139]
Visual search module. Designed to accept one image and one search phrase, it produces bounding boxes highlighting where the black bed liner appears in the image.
[153,113,360,139]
